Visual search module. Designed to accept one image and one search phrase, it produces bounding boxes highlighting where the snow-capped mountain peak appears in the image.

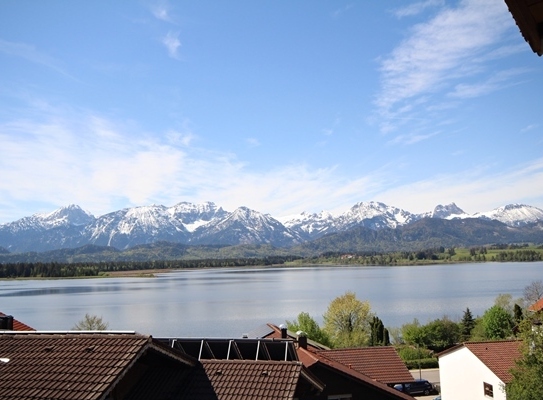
[430,203,469,219]
[35,204,95,228]
[474,203,543,226]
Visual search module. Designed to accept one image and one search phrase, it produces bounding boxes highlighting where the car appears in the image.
[393,379,438,396]
[433,395,441,400]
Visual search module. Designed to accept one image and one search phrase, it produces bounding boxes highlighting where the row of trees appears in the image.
[0,256,299,278]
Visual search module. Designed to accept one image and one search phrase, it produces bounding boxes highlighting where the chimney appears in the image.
[0,315,14,330]
[279,324,288,339]
[296,330,307,349]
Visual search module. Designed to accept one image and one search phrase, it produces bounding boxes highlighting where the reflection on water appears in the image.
[1,262,541,338]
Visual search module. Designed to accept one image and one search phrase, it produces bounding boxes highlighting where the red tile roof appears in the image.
[0,332,195,400]
[528,297,543,311]
[0,312,34,331]
[315,346,415,384]
[439,340,521,383]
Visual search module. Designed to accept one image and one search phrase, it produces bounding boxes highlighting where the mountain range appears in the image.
[1,201,543,258]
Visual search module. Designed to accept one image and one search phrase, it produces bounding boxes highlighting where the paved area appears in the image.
[410,368,440,399]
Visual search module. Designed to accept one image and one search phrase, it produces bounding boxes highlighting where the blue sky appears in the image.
[1,0,542,223]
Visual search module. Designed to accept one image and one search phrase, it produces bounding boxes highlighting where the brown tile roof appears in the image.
[0,312,34,331]
[197,360,324,400]
[315,346,415,384]
[505,0,543,56]
[298,347,416,400]
[439,340,522,383]
[0,332,196,400]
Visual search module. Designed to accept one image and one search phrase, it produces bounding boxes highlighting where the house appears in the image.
[0,331,198,399]
[244,324,416,400]
[438,340,521,400]
[0,312,34,331]
[0,331,326,400]
[504,0,543,56]
[527,297,543,312]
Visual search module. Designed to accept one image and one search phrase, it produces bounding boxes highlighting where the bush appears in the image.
[404,358,439,369]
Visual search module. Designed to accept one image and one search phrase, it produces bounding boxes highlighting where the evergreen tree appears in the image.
[461,307,475,341]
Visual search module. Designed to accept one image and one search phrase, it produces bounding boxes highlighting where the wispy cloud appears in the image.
[152,2,171,22]
[376,158,543,214]
[375,0,514,134]
[162,31,181,59]
[448,68,529,98]
[332,4,354,18]
[392,0,444,18]
[387,131,439,145]
[0,39,76,80]
[246,138,261,147]
[0,101,386,222]
[520,124,538,133]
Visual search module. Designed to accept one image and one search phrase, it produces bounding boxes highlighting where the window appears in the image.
[328,395,352,400]
[483,382,494,397]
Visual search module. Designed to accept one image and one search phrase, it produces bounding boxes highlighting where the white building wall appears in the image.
[439,347,506,400]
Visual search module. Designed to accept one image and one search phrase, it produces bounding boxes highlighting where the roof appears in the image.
[438,340,521,383]
[197,359,325,400]
[254,323,330,351]
[162,337,299,362]
[297,346,416,400]
[315,346,415,384]
[0,312,34,331]
[504,0,543,56]
[0,331,196,400]
[528,297,543,311]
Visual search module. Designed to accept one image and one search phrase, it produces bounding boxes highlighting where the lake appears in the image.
[1,262,542,338]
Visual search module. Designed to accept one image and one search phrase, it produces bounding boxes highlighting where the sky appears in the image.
[1,0,542,224]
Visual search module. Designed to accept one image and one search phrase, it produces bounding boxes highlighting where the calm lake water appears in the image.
[1,262,542,337]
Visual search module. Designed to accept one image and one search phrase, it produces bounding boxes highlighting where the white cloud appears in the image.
[375,0,514,133]
[162,31,181,59]
[392,0,444,18]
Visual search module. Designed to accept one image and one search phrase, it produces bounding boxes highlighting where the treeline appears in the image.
[305,245,543,265]
[0,256,300,279]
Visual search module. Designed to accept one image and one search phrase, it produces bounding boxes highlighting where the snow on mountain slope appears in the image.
[84,205,189,248]
[168,201,228,232]
[280,210,338,239]
[474,204,543,226]
[192,206,303,246]
[430,203,471,219]
[337,201,418,230]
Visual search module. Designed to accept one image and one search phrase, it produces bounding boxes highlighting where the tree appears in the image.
[369,316,390,346]
[523,280,543,306]
[72,313,110,330]
[514,303,524,326]
[286,312,332,347]
[322,291,373,348]
[482,305,513,340]
[461,307,475,341]
[505,318,543,399]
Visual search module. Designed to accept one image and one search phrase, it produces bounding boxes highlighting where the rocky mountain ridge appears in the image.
[1,201,542,253]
